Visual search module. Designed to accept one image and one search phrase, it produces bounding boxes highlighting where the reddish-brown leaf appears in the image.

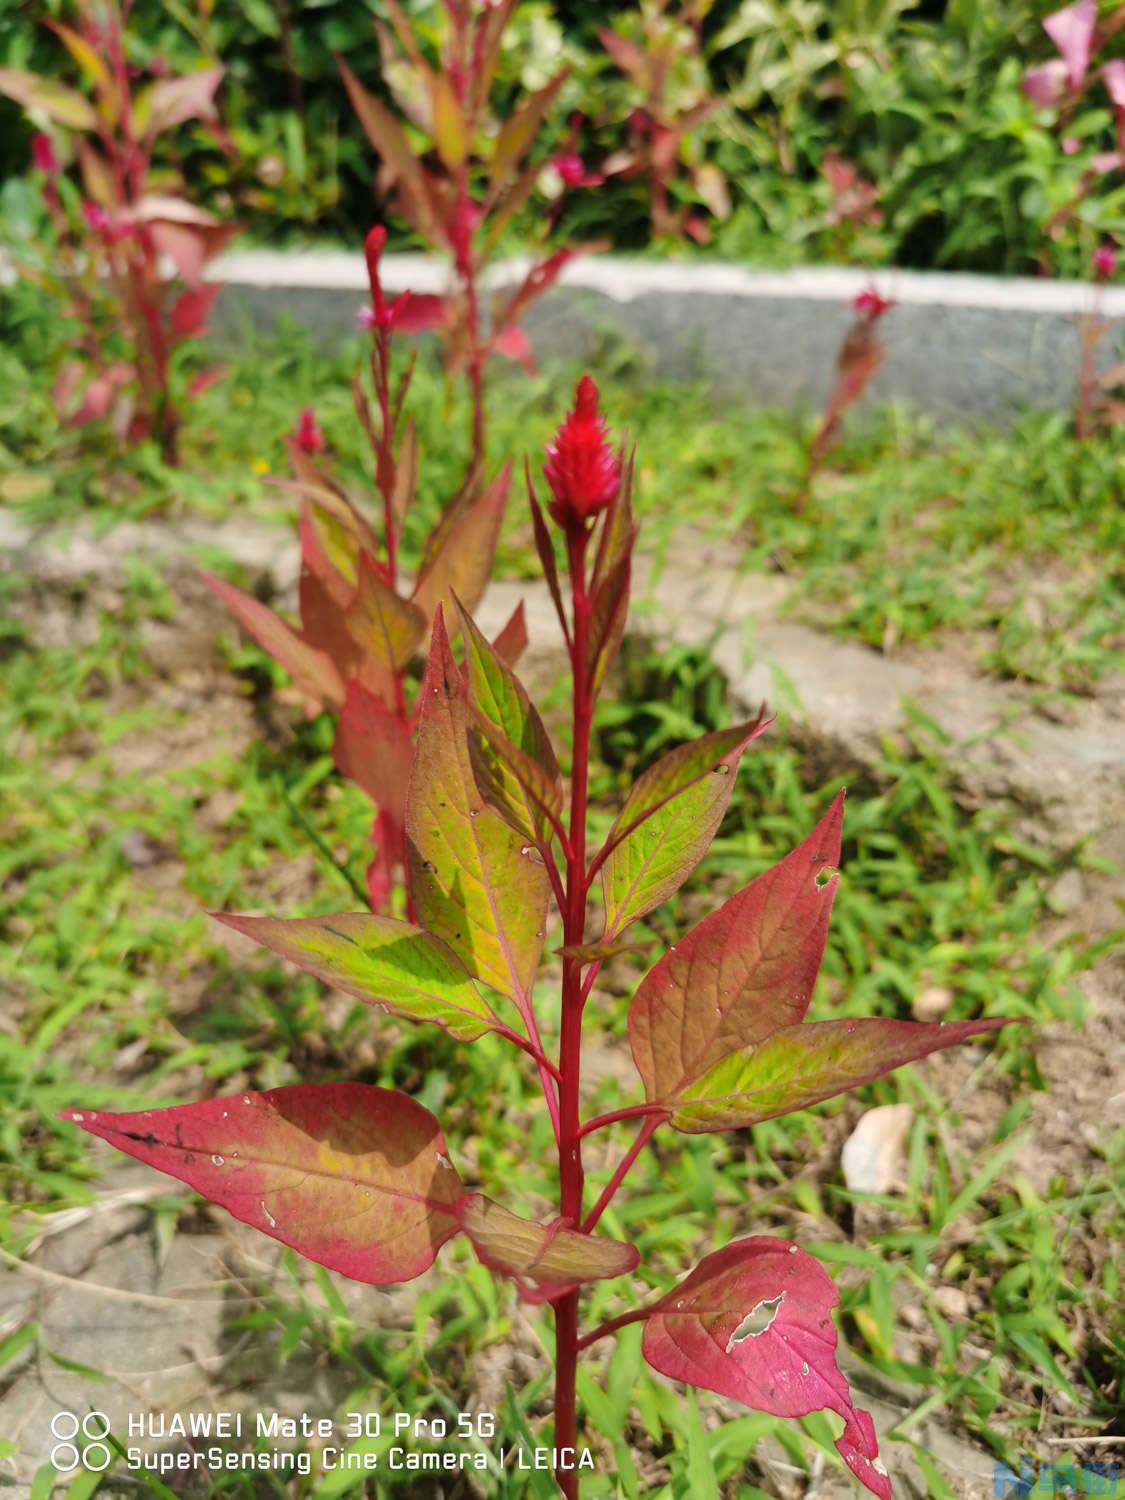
[61,1085,466,1285]
[642,1237,890,1500]
[170,282,221,338]
[458,1195,638,1299]
[200,569,344,711]
[333,679,413,823]
[629,794,844,1103]
[491,601,528,667]
[412,464,511,626]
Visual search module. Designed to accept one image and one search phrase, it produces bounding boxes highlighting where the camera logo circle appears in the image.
[50,1412,111,1472]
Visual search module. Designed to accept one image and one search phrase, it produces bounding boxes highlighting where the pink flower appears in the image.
[1022,58,1070,109]
[82,201,110,232]
[293,407,325,454]
[852,288,893,317]
[553,153,605,190]
[543,375,621,529]
[1044,0,1096,89]
[31,133,58,175]
[1093,243,1118,279]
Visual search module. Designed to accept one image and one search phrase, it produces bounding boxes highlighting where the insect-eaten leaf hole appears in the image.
[725,1291,785,1352]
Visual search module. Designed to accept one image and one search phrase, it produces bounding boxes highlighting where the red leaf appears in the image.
[299,503,355,609]
[629,793,844,1104]
[61,1085,466,1285]
[490,323,535,373]
[642,1237,890,1500]
[185,365,227,399]
[333,679,414,823]
[170,282,221,338]
[63,362,133,427]
[491,600,528,667]
[389,292,448,333]
[201,568,345,712]
[407,607,549,1000]
[149,220,238,286]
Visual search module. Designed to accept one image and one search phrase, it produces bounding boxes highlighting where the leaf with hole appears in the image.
[629,793,845,1103]
[641,1237,890,1500]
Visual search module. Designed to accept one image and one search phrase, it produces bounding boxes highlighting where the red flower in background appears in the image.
[543,375,621,529]
[1093,243,1118,279]
[852,288,893,317]
[293,407,325,454]
[31,133,58,174]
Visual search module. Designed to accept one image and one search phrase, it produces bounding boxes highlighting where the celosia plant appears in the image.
[596,0,730,243]
[203,227,522,911]
[1075,240,1124,436]
[66,379,1017,1495]
[338,0,605,476]
[802,286,893,506]
[0,0,235,462]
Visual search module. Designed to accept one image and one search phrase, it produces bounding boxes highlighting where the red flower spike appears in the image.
[294,406,325,454]
[364,224,388,324]
[82,201,109,233]
[852,288,893,317]
[31,133,58,175]
[1093,243,1117,279]
[543,375,621,529]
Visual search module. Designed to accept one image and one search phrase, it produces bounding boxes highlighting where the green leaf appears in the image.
[407,608,549,1001]
[0,69,97,130]
[456,598,562,842]
[670,1017,1017,1131]
[430,73,468,169]
[213,911,500,1042]
[601,722,766,939]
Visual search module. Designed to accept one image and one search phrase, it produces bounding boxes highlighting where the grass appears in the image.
[2,286,1123,693]
[1,291,1122,1496]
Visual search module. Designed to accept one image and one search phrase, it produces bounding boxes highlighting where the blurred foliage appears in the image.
[1,0,1124,270]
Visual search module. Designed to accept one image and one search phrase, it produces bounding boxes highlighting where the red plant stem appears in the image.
[576,1307,649,1354]
[490,1022,562,1084]
[554,523,593,1498]
[457,157,487,474]
[581,1115,660,1234]
[374,329,398,584]
[577,1103,666,1139]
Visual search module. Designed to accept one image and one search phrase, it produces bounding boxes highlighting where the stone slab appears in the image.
[208,251,1125,422]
